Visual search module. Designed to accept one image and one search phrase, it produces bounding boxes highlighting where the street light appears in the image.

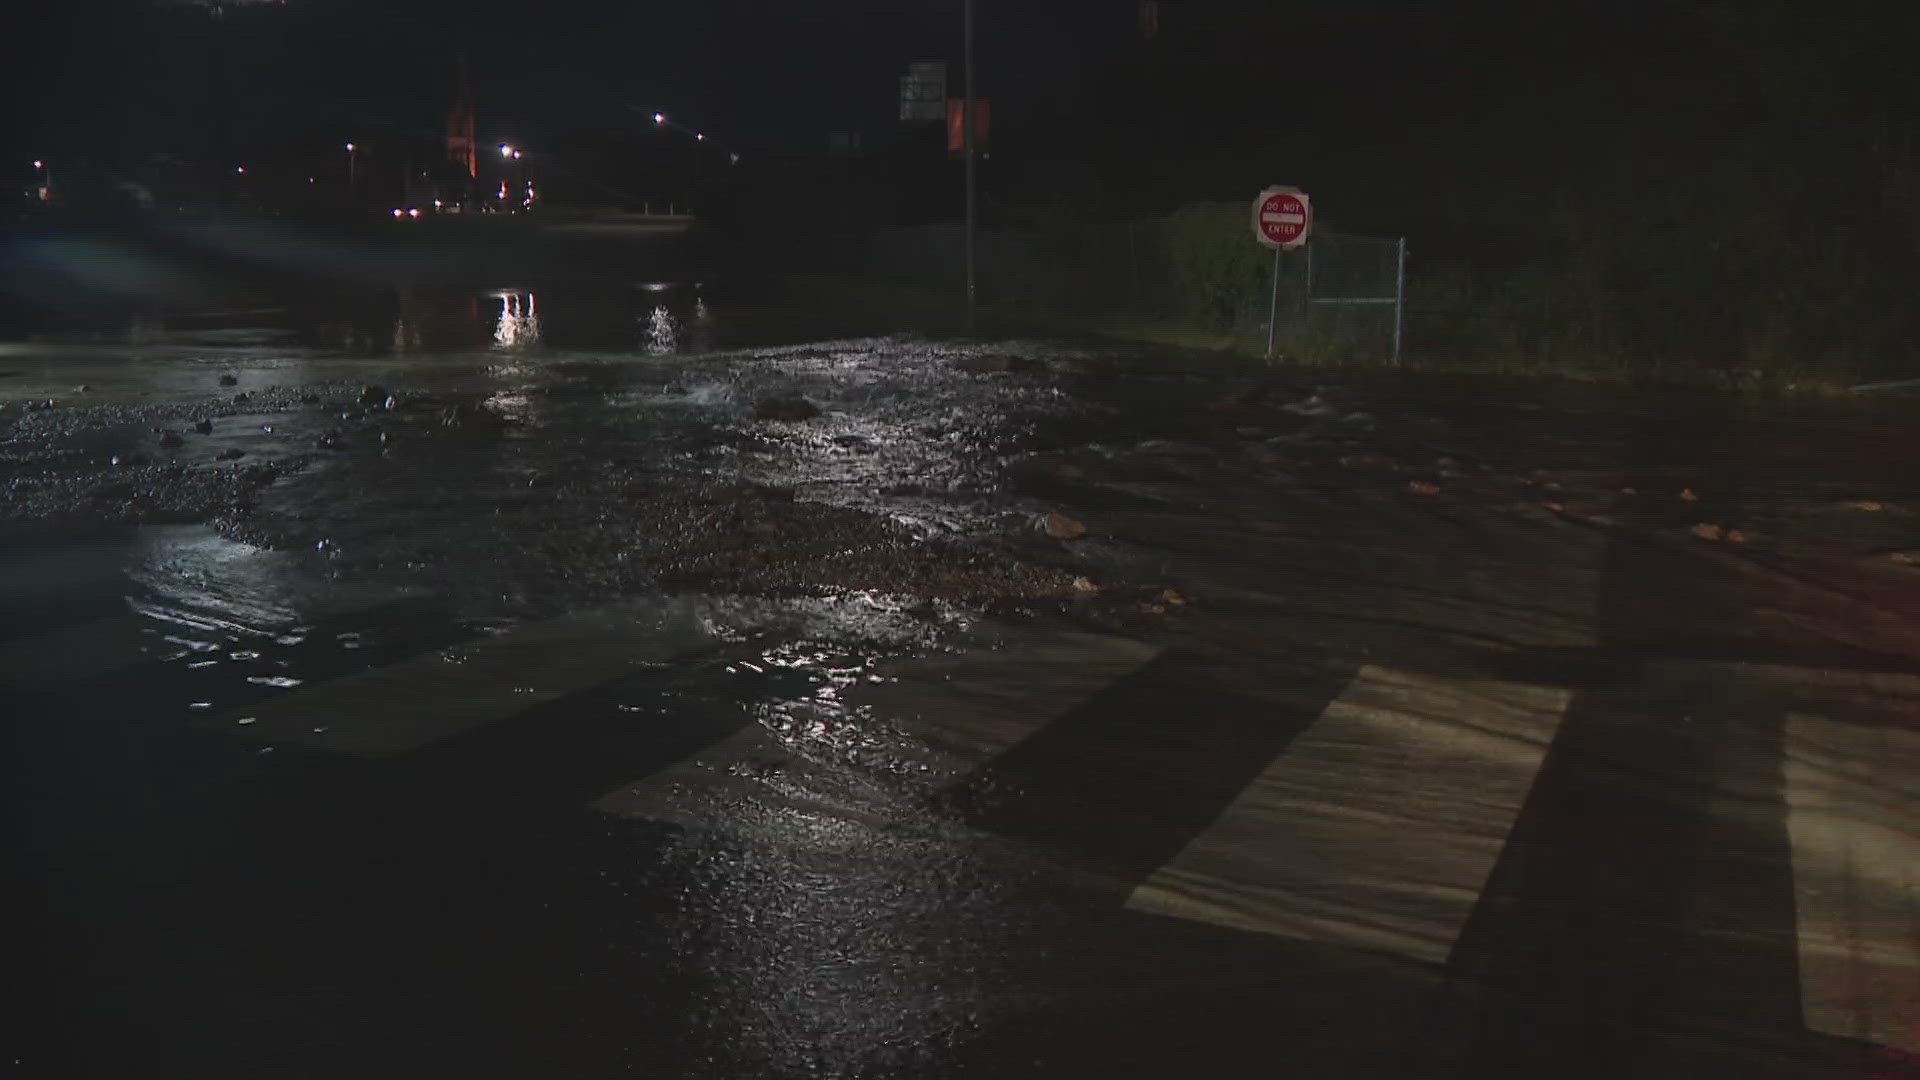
[653,112,666,125]
[345,142,357,190]
[498,146,527,211]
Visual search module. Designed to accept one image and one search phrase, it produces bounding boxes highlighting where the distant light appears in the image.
[653,112,665,124]
[408,208,420,218]
[32,160,43,169]
[392,208,403,217]
[729,152,740,165]
[433,199,442,208]
[499,144,513,157]
[344,142,355,152]
[308,177,315,184]
[512,149,523,160]
[235,166,245,174]
[696,133,705,141]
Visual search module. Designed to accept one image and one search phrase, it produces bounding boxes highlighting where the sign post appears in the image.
[963,0,978,332]
[1252,186,1312,359]
[1264,245,1283,361]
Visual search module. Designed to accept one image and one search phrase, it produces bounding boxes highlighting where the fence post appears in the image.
[1127,221,1139,306]
[1392,236,1408,365]
[1265,245,1281,361]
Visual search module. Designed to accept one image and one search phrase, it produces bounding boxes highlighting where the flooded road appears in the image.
[6,285,1920,1077]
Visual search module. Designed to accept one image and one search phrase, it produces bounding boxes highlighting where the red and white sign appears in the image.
[947,98,991,154]
[1253,186,1312,250]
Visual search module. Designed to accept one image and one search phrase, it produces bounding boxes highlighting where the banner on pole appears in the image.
[947,98,991,155]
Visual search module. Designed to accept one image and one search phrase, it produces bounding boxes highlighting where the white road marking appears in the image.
[592,630,1160,825]
[590,722,918,848]
[1126,665,1570,965]
[0,614,156,690]
[592,721,784,822]
[1784,713,1920,1054]
[849,630,1161,769]
[199,600,718,758]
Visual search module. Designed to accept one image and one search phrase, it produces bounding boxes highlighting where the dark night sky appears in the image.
[9,2,1582,157]
[12,0,1156,159]
[10,0,1916,225]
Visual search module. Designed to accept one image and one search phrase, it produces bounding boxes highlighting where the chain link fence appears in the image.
[1303,232,1407,362]
[848,211,1407,364]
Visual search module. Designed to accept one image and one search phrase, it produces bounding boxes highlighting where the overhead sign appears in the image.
[1253,186,1312,250]
[900,61,947,123]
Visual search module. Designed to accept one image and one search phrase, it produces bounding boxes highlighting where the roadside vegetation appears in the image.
[759,3,1918,391]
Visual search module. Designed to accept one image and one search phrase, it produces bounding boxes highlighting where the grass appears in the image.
[767,272,1855,397]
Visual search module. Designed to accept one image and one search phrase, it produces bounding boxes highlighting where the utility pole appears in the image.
[963,0,978,332]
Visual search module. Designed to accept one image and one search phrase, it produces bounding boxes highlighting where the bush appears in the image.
[1153,203,1271,329]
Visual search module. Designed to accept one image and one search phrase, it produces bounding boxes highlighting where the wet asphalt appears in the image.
[6,271,1920,1077]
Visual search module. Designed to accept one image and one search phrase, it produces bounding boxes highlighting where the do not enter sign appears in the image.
[1253,186,1312,250]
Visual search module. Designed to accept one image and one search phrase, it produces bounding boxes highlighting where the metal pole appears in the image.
[1265,245,1281,360]
[963,0,978,332]
[1127,220,1138,303]
[1392,236,1408,364]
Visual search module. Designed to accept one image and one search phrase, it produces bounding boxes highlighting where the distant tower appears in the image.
[448,54,478,179]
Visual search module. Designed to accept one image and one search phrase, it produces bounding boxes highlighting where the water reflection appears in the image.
[316,283,717,356]
[491,291,543,350]
[392,306,423,352]
[482,390,535,421]
[638,282,716,355]
[131,526,306,636]
[382,290,482,354]
[644,303,678,355]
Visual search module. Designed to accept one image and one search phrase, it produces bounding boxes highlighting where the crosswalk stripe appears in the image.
[0,613,157,691]
[589,722,915,840]
[1,589,468,703]
[1125,665,1571,965]
[849,630,1162,770]
[591,629,1161,826]
[1783,713,1920,1054]
[591,722,786,824]
[152,570,1913,1066]
[198,600,719,759]
[931,646,1356,884]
